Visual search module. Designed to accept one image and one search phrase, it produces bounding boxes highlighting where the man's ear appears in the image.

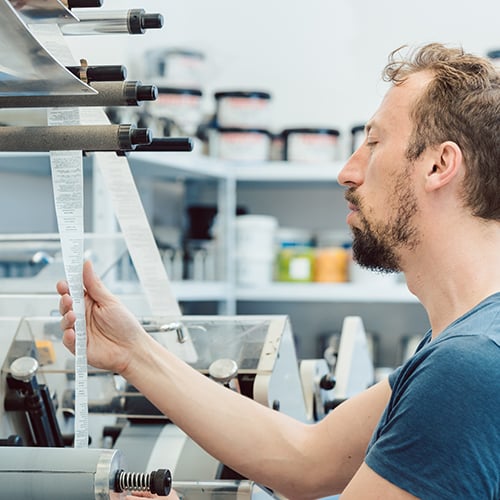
[424,141,463,192]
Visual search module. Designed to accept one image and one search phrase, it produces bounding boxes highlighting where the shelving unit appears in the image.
[0,151,428,364]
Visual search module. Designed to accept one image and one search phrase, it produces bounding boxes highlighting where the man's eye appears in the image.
[366,141,378,148]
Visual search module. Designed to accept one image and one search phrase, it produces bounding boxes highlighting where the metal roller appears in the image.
[0,124,152,152]
[61,9,164,36]
[0,447,171,499]
[0,81,157,108]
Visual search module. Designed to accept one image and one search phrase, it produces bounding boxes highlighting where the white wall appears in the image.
[67,0,500,157]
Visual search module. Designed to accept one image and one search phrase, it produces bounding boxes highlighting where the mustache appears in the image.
[344,188,360,207]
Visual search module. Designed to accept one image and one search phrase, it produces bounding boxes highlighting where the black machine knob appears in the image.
[128,9,164,34]
[319,373,336,391]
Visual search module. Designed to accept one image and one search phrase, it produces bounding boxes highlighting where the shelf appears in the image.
[129,153,344,183]
[0,152,52,175]
[109,280,230,302]
[233,161,343,183]
[235,282,417,303]
[130,152,228,180]
[107,279,416,304]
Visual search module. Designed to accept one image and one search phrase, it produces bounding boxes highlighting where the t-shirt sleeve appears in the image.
[365,336,500,499]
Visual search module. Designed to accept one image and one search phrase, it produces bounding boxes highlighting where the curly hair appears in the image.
[383,43,500,220]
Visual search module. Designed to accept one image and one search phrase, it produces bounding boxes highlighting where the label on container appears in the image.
[287,133,338,162]
[217,131,271,161]
[217,97,271,128]
[278,248,314,282]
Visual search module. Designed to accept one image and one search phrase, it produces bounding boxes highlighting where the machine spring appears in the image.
[117,471,151,492]
[115,468,172,496]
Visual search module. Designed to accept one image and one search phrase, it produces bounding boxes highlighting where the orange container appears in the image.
[314,247,349,282]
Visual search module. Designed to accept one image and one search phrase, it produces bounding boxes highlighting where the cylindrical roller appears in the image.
[0,81,157,108]
[61,9,163,36]
[0,447,125,499]
[0,124,152,152]
[66,0,104,7]
[66,65,127,83]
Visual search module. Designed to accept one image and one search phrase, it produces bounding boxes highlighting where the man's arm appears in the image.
[124,334,392,499]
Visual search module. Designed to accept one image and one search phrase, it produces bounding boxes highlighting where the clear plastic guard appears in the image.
[1,315,280,421]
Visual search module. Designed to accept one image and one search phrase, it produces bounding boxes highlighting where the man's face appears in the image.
[338,73,430,272]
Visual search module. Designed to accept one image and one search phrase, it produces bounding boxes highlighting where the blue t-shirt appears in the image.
[365,292,500,499]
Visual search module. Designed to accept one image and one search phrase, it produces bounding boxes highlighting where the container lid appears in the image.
[487,49,500,59]
[350,124,366,135]
[218,126,272,136]
[277,227,314,246]
[157,87,203,96]
[281,127,340,137]
[214,90,271,100]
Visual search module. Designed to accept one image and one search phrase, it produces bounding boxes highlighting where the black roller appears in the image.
[133,138,194,152]
[136,84,158,102]
[66,65,127,83]
[67,0,103,7]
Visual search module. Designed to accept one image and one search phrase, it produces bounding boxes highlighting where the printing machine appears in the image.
[0,311,359,499]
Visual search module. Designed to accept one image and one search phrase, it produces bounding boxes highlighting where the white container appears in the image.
[282,128,340,163]
[215,91,272,129]
[216,128,272,161]
[235,214,278,257]
[236,254,275,286]
[150,87,203,135]
[145,48,206,88]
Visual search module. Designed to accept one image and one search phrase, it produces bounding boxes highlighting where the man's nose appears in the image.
[337,146,366,188]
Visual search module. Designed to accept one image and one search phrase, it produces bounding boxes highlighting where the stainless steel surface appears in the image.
[173,480,277,499]
[8,0,78,24]
[0,0,94,96]
[61,9,163,36]
[0,447,126,499]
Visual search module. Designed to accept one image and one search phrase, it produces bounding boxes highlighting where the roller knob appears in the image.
[209,358,238,384]
[10,357,39,383]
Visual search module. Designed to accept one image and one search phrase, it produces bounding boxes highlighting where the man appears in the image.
[58,43,500,499]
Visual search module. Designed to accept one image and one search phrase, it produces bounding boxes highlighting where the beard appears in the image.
[347,173,420,273]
